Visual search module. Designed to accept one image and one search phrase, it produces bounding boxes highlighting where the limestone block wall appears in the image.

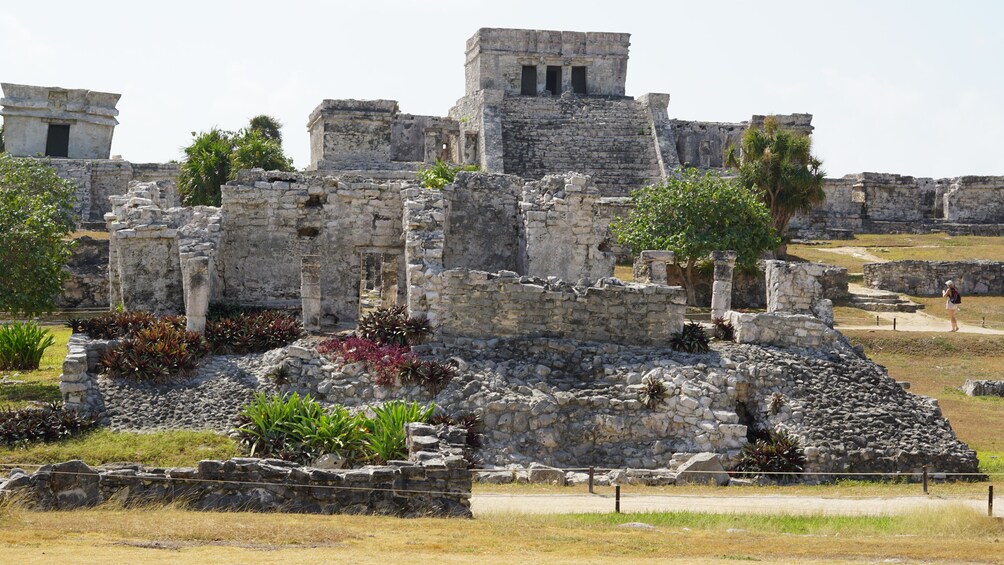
[431,270,685,345]
[448,89,505,172]
[107,181,221,314]
[0,424,472,517]
[43,158,179,223]
[520,173,616,280]
[765,261,837,325]
[220,170,404,322]
[442,172,522,272]
[668,120,745,170]
[59,334,111,418]
[726,311,841,350]
[944,177,1004,223]
[57,235,110,309]
[863,260,1004,296]
[499,96,663,196]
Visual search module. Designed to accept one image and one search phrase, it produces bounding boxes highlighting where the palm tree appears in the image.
[248,115,283,144]
[726,116,825,255]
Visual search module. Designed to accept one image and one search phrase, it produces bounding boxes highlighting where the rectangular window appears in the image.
[45,124,70,157]
[521,65,537,96]
[571,66,587,94]
[546,66,562,95]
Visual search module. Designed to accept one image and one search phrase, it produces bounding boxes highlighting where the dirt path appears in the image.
[471,493,988,516]
[838,284,1004,335]
[813,246,887,264]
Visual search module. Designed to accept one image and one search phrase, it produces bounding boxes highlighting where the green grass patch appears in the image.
[0,324,70,409]
[0,429,239,467]
[0,381,61,405]
[978,451,1004,475]
[844,330,1004,356]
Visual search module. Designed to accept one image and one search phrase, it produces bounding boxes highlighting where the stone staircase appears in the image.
[501,96,664,196]
[847,287,922,312]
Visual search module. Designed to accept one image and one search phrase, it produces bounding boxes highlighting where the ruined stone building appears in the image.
[0,83,177,225]
[307,28,812,196]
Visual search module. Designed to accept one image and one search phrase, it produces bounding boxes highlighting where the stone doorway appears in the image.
[45,124,70,157]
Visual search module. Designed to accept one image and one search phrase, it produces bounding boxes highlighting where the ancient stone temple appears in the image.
[0,83,120,159]
[308,28,812,196]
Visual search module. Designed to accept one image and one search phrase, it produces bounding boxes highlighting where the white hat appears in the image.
[945,280,954,286]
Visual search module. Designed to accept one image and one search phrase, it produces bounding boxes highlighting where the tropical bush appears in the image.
[417,159,479,189]
[0,322,55,370]
[317,336,415,386]
[639,374,668,409]
[734,429,807,482]
[0,403,96,447]
[99,321,208,382]
[364,400,436,464]
[357,306,432,347]
[68,311,161,339]
[204,310,302,354]
[397,358,458,396]
[233,393,434,465]
[669,320,710,354]
[712,316,736,342]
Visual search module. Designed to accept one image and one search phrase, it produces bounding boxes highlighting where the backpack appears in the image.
[951,289,962,304]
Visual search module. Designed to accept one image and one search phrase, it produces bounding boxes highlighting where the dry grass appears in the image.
[908,295,1004,329]
[0,324,71,409]
[69,230,110,240]
[0,503,1001,564]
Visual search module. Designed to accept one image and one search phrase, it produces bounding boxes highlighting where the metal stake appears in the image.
[990,485,994,517]
[588,467,594,494]
[922,466,928,495]
[615,485,621,513]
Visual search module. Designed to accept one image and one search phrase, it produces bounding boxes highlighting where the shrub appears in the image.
[712,316,736,342]
[100,321,208,382]
[429,411,484,450]
[639,374,668,409]
[69,311,159,340]
[398,359,458,396]
[317,336,414,386]
[417,159,479,189]
[734,429,807,483]
[364,400,436,464]
[357,306,432,346]
[0,403,96,447]
[233,394,433,466]
[0,322,55,370]
[669,320,710,354]
[204,310,302,354]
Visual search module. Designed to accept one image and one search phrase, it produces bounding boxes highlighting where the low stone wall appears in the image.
[59,334,111,419]
[726,311,842,350]
[0,424,472,517]
[961,380,1004,397]
[58,236,110,309]
[863,260,1004,296]
[429,270,686,345]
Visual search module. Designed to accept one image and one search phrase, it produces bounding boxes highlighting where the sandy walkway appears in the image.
[838,284,1004,335]
[813,246,887,264]
[471,493,989,517]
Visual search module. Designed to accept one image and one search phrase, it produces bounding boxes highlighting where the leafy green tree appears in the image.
[178,116,294,207]
[231,129,294,176]
[610,168,779,305]
[0,154,77,315]
[726,116,825,254]
[248,114,283,144]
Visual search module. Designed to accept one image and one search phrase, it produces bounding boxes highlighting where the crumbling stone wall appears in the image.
[944,177,1004,223]
[442,172,522,272]
[520,173,616,280]
[766,261,837,325]
[42,158,179,223]
[863,260,1004,296]
[58,236,109,309]
[219,170,404,322]
[0,424,472,517]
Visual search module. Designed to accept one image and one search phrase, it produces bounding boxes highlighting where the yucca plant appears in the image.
[639,374,668,409]
[397,359,458,396]
[0,322,55,370]
[291,405,369,465]
[712,316,736,341]
[364,400,435,464]
[669,320,710,354]
[233,392,317,461]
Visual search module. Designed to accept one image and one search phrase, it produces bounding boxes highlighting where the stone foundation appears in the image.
[0,424,472,517]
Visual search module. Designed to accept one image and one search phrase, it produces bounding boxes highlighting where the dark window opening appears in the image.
[545,66,562,95]
[45,124,70,157]
[520,65,537,96]
[571,66,587,94]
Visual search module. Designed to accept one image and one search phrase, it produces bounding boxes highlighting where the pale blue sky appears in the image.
[2,0,1001,178]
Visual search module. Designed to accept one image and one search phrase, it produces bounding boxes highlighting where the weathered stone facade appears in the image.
[1,83,119,159]
[39,158,178,223]
[863,260,1004,296]
[57,236,109,309]
[0,424,472,517]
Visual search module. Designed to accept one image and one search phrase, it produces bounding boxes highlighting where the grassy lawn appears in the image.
[789,232,1004,275]
[0,324,71,409]
[0,504,1001,563]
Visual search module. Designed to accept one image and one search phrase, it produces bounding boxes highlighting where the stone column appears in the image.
[301,255,321,332]
[638,250,675,285]
[710,251,738,320]
[184,256,210,334]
